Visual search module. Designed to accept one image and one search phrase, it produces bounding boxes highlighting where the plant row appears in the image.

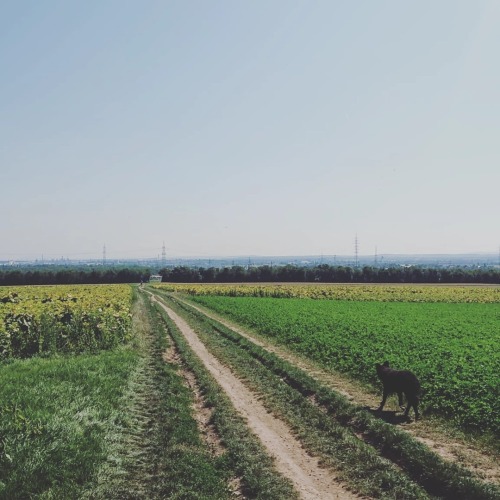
[0,285,132,359]
[2,263,499,286]
[155,263,500,284]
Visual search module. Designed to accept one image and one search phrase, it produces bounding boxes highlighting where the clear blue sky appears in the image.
[2,1,499,260]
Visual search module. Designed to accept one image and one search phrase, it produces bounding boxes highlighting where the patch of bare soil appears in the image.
[154,296,359,500]
[179,296,500,487]
[164,341,226,457]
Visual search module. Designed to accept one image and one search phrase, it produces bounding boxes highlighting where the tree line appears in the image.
[0,267,151,286]
[161,264,499,284]
[1,264,498,286]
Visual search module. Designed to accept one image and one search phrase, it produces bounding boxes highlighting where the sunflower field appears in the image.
[154,282,500,303]
[0,285,132,359]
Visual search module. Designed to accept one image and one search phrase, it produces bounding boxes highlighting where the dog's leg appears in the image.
[398,392,406,410]
[377,390,388,411]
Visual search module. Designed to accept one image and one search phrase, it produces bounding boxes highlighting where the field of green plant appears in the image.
[184,288,499,437]
[0,285,132,359]
[155,290,499,499]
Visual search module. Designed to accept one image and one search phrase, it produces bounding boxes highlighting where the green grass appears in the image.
[134,292,231,499]
[188,296,500,436]
[0,348,139,499]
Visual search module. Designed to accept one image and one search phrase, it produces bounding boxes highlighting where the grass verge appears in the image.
[0,347,139,498]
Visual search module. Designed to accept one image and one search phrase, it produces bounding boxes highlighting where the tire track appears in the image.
[150,294,359,500]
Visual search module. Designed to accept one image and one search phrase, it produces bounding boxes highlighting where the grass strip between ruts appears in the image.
[88,289,232,499]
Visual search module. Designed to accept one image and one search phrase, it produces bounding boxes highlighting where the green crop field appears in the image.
[187,290,499,437]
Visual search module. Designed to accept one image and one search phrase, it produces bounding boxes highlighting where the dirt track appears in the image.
[174,295,500,487]
[151,295,359,500]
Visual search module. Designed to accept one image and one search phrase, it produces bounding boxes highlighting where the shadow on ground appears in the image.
[363,406,415,425]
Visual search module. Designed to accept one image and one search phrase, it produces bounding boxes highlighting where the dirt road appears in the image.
[174,295,500,487]
[151,295,359,500]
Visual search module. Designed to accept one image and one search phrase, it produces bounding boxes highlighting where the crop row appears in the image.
[188,294,500,437]
[155,283,500,303]
[0,285,132,359]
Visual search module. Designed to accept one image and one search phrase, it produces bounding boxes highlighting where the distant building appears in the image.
[149,275,162,283]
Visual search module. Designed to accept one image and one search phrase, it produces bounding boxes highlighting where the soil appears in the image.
[164,343,227,459]
[176,295,500,487]
[151,294,360,500]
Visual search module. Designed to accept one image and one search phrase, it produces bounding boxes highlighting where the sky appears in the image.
[1,1,499,260]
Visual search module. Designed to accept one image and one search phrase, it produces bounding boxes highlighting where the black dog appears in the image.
[376,361,421,420]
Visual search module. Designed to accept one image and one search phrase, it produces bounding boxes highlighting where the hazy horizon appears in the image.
[2,1,499,260]
[2,248,498,264]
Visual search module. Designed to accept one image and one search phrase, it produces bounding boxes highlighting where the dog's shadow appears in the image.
[363,406,413,425]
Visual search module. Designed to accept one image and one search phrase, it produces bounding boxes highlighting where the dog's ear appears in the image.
[383,361,390,367]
